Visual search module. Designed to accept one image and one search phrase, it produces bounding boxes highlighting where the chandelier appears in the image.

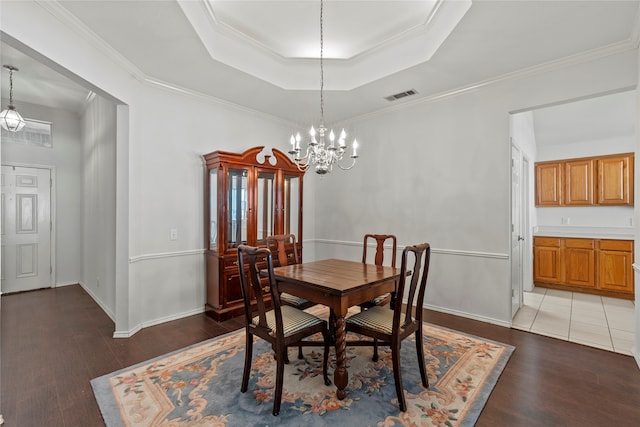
[288,0,359,175]
[0,65,26,133]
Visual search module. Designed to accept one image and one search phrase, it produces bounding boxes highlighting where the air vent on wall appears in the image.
[384,89,418,102]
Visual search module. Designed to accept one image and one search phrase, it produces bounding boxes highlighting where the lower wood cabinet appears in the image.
[533,236,634,298]
[598,240,634,293]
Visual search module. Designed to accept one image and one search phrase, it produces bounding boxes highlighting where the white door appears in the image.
[511,145,524,316]
[1,165,51,293]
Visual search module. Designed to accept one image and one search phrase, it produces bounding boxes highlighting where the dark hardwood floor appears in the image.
[1,284,639,426]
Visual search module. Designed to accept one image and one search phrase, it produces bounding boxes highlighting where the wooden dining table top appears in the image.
[271,258,401,295]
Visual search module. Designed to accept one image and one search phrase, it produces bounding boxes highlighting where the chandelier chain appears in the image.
[8,69,14,104]
[320,0,324,124]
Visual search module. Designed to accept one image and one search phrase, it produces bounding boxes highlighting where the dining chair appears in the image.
[266,233,317,361]
[346,242,431,412]
[238,244,331,416]
[359,233,397,310]
[265,234,315,311]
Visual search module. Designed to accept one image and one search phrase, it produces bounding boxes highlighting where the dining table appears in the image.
[271,258,401,400]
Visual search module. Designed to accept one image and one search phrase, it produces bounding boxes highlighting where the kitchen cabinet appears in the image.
[535,162,562,206]
[597,153,634,206]
[535,153,633,207]
[533,237,562,283]
[204,146,304,321]
[564,238,595,288]
[564,159,595,206]
[533,236,634,298]
[598,240,634,294]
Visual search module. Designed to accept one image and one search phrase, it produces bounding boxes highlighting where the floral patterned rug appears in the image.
[91,311,514,427]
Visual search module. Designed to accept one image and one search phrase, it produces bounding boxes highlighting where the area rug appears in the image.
[91,311,514,427]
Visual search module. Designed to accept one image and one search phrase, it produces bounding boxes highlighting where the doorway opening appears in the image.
[509,89,636,355]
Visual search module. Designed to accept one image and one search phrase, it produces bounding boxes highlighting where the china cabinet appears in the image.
[204,146,304,321]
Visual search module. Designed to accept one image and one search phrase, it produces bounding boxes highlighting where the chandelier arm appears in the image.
[336,158,358,171]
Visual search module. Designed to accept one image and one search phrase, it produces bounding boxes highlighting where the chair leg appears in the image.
[321,329,331,386]
[273,343,285,416]
[241,331,253,393]
[415,329,428,388]
[372,338,379,362]
[392,340,406,412]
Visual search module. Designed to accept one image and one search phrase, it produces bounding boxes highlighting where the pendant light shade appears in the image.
[1,65,26,132]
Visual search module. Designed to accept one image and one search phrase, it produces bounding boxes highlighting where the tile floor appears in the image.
[512,287,635,355]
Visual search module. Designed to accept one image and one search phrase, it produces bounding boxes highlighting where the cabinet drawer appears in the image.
[599,240,633,252]
[534,237,561,247]
[223,257,240,270]
[565,238,594,249]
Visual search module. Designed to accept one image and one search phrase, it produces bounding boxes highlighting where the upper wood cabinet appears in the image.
[564,159,595,206]
[204,146,304,321]
[535,162,563,206]
[597,154,634,205]
[535,153,634,207]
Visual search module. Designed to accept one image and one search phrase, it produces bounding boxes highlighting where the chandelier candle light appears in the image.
[0,65,26,133]
[288,0,359,175]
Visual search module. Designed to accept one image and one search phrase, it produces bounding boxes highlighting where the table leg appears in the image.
[333,314,348,399]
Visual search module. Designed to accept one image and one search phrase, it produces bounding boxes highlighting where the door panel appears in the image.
[511,145,523,317]
[1,165,51,293]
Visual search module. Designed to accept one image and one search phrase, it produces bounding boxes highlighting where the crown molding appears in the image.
[36,0,145,81]
[348,39,638,125]
[34,1,639,128]
[143,76,296,128]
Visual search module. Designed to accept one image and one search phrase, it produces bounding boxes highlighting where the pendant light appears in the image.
[1,65,26,132]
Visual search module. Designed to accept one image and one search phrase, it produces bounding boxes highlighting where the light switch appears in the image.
[170,229,178,241]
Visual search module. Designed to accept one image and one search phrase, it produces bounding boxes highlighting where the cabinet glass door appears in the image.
[256,170,275,246]
[209,170,217,250]
[284,174,300,237]
[227,168,248,248]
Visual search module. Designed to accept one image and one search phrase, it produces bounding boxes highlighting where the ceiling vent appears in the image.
[384,89,418,102]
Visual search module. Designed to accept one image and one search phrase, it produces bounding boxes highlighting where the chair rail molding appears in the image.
[313,239,508,260]
[129,249,206,263]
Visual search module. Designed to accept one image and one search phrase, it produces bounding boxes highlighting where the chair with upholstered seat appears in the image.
[359,234,397,310]
[346,242,431,412]
[238,244,331,416]
[266,234,315,310]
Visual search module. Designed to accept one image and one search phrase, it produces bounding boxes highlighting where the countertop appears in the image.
[533,226,635,240]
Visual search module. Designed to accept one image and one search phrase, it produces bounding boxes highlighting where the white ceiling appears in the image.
[1,0,639,130]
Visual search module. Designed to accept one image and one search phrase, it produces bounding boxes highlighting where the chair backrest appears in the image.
[392,243,431,330]
[266,234,300,267]
[362,234,397,267]
[237,245,283,335]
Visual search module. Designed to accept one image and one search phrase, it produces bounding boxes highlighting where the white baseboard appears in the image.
[423,303,512,328]
[53,282,79,288]
[78,281,116,323]
[113,306,206,338]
